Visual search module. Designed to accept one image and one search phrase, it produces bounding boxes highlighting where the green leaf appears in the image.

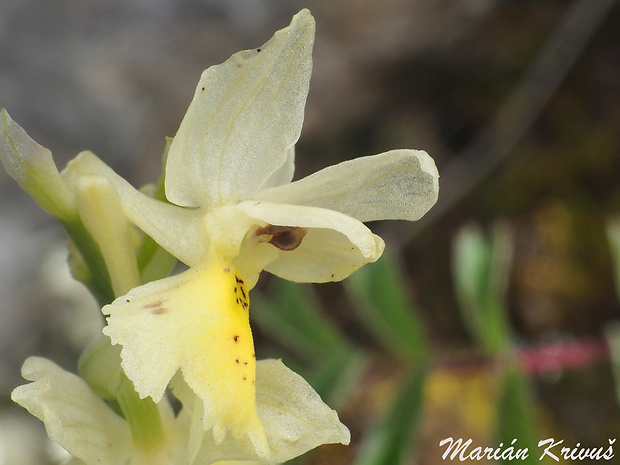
[252,279,350,361]
[63,217,115,306]
[452,223,512,354]
[308,348,366,406]
[353,366,427,465]
[344,251,429,361]
[252,279,365,406]
[604,322,620,406]
[606,217,620,302]
[496,366,540,465]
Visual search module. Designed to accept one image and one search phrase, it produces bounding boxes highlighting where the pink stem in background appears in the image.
[517,337,610,375]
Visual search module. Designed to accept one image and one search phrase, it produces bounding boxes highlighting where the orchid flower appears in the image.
[58,7,438,458]
[4,7,439,463]
[12,356,349,465]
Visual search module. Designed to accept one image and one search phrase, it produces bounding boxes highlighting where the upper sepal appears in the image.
[165,9,315,207]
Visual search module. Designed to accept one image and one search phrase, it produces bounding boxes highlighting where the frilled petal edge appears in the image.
[102,257,269,459]
[237,200,384,282]
[254,149,439,223]
[172,359,350,465]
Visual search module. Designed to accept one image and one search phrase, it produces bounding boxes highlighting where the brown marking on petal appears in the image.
[255,224,308,251]
[233,335,239,342]
[143,299,168,314]
[235,359,239,364]
[223,267,230,273]
[235,276,244,284]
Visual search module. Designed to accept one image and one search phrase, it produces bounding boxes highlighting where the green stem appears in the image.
[65,215,165,451]
[61,217,115,306]
[116,374,165,452]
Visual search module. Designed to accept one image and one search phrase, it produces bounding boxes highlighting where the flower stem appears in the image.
[116,373,165,452]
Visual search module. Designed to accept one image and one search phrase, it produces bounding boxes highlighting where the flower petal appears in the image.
[237,201,384,282]
[258,145,296,190]
[165,9,314,207]
[62,151,207,265]
[73,174,141,295]
[254,149,439,222]
[254,359,350,461]
[173,360,350,465]
[102,257,268,458]
[11,357,131,465]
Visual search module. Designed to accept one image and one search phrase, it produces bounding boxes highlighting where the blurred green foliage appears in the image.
[252,222,571,465]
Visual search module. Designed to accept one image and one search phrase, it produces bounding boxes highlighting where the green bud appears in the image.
[0,109,76,220]
[78,335,123,400]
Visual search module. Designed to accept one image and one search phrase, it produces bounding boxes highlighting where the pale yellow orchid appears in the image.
[55,7,437,459]
[12,356,349,465]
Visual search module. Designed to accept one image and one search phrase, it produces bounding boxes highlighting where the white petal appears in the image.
[237,200,384,282]
[11,357,131,465]
[62,151,207,266]
[256,359,350,462]
[258,145,296,190]
[73,174,141,295]
[255,149,439,222]
[165,9,315,207]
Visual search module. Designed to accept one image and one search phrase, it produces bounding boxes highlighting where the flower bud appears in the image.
[0,109,76,220]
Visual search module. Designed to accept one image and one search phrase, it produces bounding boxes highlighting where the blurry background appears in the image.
[1,0,620,463]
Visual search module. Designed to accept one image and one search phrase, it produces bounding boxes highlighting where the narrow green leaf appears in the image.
[345,251,428,361]
[453,223,512,354]
[308,348,367,406]
[63,217,115,306]
[606,217,620,302]
[252,279,350,361]
[354,366,427,465]
[604,322,620,406]
[496,366,539,465]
